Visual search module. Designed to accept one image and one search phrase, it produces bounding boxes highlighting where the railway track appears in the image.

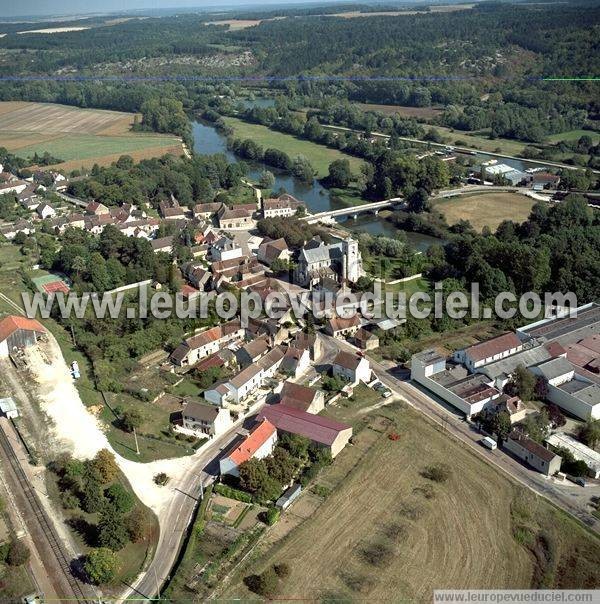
[0,424,92,602]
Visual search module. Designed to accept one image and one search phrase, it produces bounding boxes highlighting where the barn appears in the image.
[0,315,46,358]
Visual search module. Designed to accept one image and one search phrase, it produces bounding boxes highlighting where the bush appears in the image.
[244,567,278,597]
[60,490,80,510]
[274,562,290,578]
[421,463,451,483]
[266,507,280,526]
[105,483,135,514]
[153,472,169,486]
[84,547,119,585]
[7,539,30,566]
[214,483,252,503]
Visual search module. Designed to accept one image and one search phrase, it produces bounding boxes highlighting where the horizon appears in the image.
[0,0,397,20]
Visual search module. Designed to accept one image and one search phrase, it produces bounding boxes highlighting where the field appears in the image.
[329,4,475,17]
[427,124,528,156]
[223,117,366,178]
[433,192,536,232]
[224,405,600,600]
[547,130,600,144]
[0,102,183,171]
[358,102,443,120]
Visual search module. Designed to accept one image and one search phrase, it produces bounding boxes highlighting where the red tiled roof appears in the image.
[464,333,522,363]
[279,382,319,412]
[0,315,45,343]
[259,404,351,446]
[328,315,360,333]
[225,419,277,466]
[333,350,364,371]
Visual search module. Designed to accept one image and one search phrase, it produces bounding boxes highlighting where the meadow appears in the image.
[0,101,183,171]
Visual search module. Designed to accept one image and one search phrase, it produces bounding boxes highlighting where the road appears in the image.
[324,335,600,533]
[322,124,600,175]
[122,418,256,599]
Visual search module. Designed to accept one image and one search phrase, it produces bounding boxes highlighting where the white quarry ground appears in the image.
[24,334,201,520]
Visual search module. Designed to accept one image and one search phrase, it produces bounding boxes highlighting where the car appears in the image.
[381,389,392,398]
[567,475,587,487]
[480,436,497,451]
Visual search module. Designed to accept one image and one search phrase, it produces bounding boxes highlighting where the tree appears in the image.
[97,506,130,551]
[291,155,315,184]
[244,566,279,597]
[546,403,566,428]
[239,458,270,493]
[265,507,280,525]
[105,484,134,514]
[491,411,512,444]
[505,365,535,401]
[259,170,275,189]
[93,449,119,483]
[80,469,105,514]
[125,508,151,543]
[7,539,30,566]
[407,188,430,213]
[84,548,119,585]
[579,420,600,448]
[534,376,549,401]
[327,159,352,188]
[121,409,143,433]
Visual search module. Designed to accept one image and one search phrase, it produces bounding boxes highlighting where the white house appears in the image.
[453,333,523,373]
[211,236,244,262]
[332,351,371,385]
[219,419,278,477]
[181,400,232,437]
[36,203,56,220]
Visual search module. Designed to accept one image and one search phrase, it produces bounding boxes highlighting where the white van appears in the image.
[480,436,497,451]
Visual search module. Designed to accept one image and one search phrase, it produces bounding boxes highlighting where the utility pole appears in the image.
[133,427,140,456]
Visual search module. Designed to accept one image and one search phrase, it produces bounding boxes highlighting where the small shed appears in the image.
[276,484,302,510]
[0,397,18,419]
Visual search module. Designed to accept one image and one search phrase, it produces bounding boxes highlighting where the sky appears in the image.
[0,0,322,19]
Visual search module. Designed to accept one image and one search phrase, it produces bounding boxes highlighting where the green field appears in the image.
[223,117,366,178]
[14,133,181,164]
[547,129,600,144]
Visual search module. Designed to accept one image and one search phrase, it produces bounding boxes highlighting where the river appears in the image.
[191,112,444,250]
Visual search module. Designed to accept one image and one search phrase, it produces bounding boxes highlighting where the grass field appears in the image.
[433,192,536,232]
[223,117,366,178]
[0,101,183,171]
[547,129,600,144]
[427,125,528,156]
[224,405,600,600]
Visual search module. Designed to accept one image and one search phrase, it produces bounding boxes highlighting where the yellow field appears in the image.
[0,101,183,170]
[433,192,537,232]
[224,406,600,600]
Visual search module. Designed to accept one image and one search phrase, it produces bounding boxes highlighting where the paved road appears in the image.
[325,335,600,533]
[122,419,255,600]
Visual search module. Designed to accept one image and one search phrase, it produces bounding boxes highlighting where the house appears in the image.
[181,399,232,437]
[278,381,325,414]
[217,204,255,230]
[193,202,222,219]
[490,394,528,424]
[276,484,302,510]
[85,201,109,216]
[259,404,353,458]
[84,214,116,235]
[159,199,186,220]
[454,333,523,373]
[332,351,371,385]
[17,187,40,210]
[0,316,45,358]
[505,430,561,476]
[210,236,244,262]
[36,203,56,220]
[257,238,291,267]
[0,397,18,419]
[235,337,270,369]
[181,262,212,291]
[262,194,306,218]
[205,346,285,406]
[531,172,560,190]
[546,433,600,479]
[354,328,379,350]
[170,320,245,366]
[150,236,174,254]
[247,316,290,347]
[295,236,362,288]
[292,331,322,361]
[219,419,278,477]
[280,346,311,379]
[326,315,361,339]
[0,220,35,240]
[0,179,27,196]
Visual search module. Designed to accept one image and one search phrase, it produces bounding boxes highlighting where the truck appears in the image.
[480,436,498,451]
